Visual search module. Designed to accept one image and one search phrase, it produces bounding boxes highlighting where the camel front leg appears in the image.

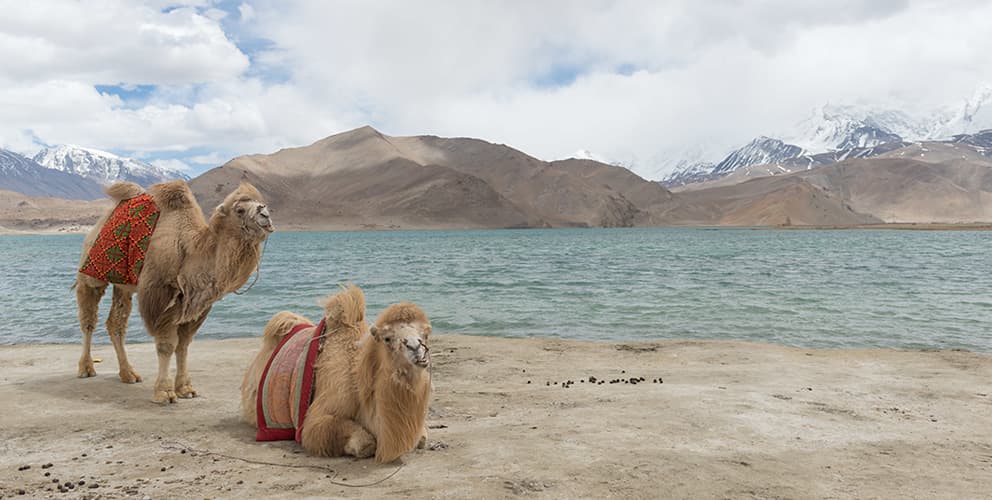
[107,286,141,383]
[417,425,428,449]
[174,308,210,399]
[300,413,377,459]
[75,281,107,378]
[151,329,179,404]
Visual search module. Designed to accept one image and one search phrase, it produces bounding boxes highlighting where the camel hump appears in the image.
[375,302,429,328]
[320,284,366,330]
[262,311,313,347]
[150,180,196,210]
[105,182,144,203]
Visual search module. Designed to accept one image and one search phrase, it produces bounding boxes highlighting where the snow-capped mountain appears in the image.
[33,145,189,187]
[564,149,634,170]
[569,149,611,163]
[925,83,992,139]
[662,85,992,187]
[712,137,805,175]
[788,105,924,152]
[0,148,105,200]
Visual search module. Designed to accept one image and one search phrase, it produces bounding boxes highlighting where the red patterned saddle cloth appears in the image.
[79,193,160,285]
[255,320,325,442]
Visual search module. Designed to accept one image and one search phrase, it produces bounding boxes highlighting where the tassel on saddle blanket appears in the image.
[256,320,326,442]
[79,193,160,285]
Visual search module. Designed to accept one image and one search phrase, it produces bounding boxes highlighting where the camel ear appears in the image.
[215,203,229,216]
[370,325,380,340]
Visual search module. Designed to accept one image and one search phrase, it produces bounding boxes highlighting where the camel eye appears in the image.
[384,337,392,343]
[236,207,246,215]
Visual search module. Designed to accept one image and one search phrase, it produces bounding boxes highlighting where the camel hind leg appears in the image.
[107,286,141,383]
[76,279,107,378]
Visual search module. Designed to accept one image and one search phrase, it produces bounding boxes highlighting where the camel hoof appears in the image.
[78,361,96,378]
[345,434,376,458]
[175,384,198,399]
[152,390,178,404]
[119,368,142,384]
[417,435,427,449]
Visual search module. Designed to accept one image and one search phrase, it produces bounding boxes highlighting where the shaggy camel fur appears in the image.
[75,180,273,403]
[241,285,432,463]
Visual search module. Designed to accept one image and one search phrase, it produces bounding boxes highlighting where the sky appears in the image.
[1,0,991,179]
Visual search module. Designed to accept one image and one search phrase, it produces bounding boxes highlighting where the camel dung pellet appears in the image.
[526,381,531,384]
[621,370,626,374]
[88,483,99,489]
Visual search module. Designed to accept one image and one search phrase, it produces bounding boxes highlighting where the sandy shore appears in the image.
[0,336,989,499]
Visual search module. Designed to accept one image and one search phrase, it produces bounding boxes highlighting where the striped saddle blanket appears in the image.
[255,320,325,442]
[79,193,160,285]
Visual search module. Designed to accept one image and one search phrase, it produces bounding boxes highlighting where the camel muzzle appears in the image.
[406,341,430,367]
[257,206,274,232]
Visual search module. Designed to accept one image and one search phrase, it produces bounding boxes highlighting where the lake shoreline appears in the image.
[1,335,989,498]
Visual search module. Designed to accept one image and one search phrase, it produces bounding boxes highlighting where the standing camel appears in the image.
[75,180,273,403]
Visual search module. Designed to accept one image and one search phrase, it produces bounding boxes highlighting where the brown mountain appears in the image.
[189,126,677,230]
[0,189,110,233]
[674,154,992,225]
[798,157,992,223]
[669,176,880,226]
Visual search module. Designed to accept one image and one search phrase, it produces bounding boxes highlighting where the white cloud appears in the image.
[188,152,229,165]
[0,1,248,84]
[238,3,255,22]
[151,158,194,172]
[1,0,991,180]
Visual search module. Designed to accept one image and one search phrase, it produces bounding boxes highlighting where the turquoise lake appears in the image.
[0,228,989,351]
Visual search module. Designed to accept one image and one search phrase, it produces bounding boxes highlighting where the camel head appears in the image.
[214,182,273,237]
[370,303,431,370]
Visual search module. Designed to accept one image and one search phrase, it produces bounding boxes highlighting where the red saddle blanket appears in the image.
[255,320,325,442]
[79,193,160,285]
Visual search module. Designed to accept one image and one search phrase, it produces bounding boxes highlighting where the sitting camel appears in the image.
[75,180,273,403]
[241,285,432,463]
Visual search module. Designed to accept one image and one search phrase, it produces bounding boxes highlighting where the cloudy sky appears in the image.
[2,0,991,179]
